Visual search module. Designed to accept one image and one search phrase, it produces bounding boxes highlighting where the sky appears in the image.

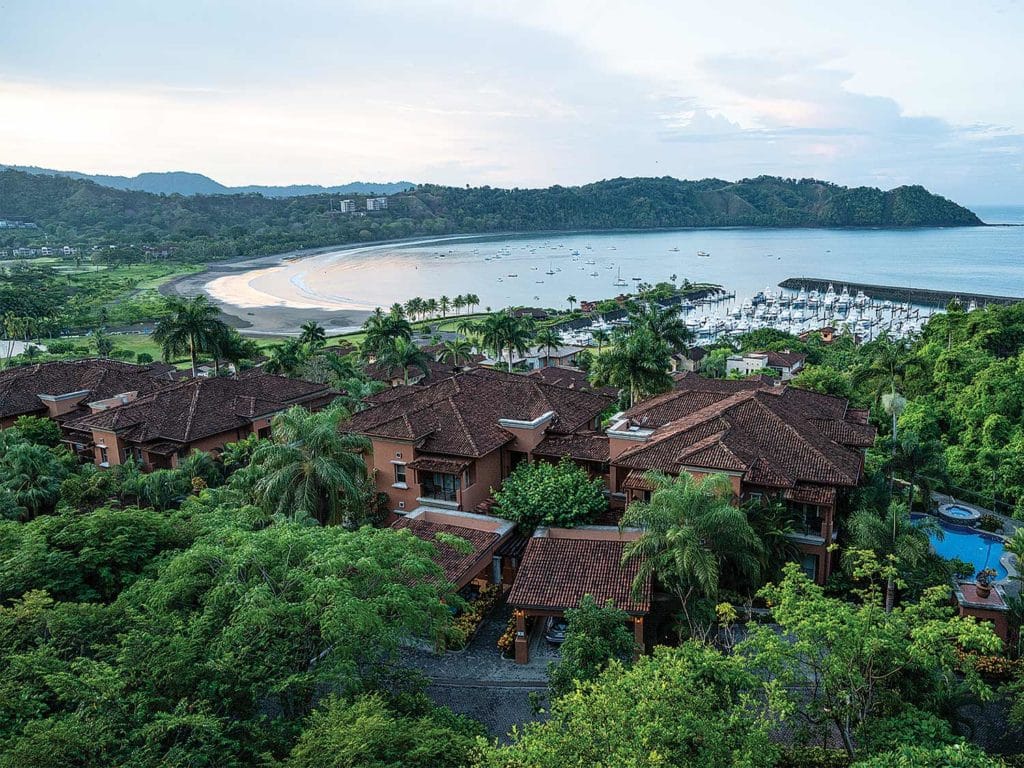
[1,0,1023,204]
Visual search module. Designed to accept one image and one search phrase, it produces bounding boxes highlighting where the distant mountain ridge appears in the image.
[0,169,983,266]
[2,165,414,198]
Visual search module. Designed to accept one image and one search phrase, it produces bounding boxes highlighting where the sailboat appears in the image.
[614,267,628,287]
[545,260,556,276]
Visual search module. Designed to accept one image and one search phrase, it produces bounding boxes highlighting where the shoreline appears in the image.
[163,223,1017,337]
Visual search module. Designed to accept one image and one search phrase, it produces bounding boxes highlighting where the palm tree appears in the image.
[299,321,327,349]
[210,327,260,374]
[263,338,305,376]
[439,338,474,367]
[465,293,480,313]
[621,472,762,638]
[533,327,563,368]
[590,325,672,407]
[566,295,577,312]
[591,328,610,354]
[153,295,229,377]
[453,295,466,315]
[250,404,370,527]
[478,311,534,372]
[380,337,431,385]
[630,302,691,353]
[90,328,114,359]
[439,296,451,318]
[389,303,406,319]
[425,298,439,319]
[847,501,940,612]
[404,297,423,321]
[0,438,67,519]
[890,430,949,511]
[361,311,413,361]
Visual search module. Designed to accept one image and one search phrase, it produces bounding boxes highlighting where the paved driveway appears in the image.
[400,603,554,738]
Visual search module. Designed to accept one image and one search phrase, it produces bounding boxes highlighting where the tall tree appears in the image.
[846,501,941,612]
[439,296,451,318]
[299,321,327,349]
[250,404,371,527]
[533,327,563,368]
[621,472,762,639]
[153,295,229,377]
[590,324,672,407]
[630,301,691,353]
[361,311,413,361]
[478,311,533,372]
[566,294,577,312]
[590,328,610,354]
[439,338,474,367]
[380,337,431,385]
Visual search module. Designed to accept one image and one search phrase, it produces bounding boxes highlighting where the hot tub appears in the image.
[938,503,982,527]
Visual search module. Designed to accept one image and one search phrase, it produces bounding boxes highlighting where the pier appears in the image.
[778,278,1024,307]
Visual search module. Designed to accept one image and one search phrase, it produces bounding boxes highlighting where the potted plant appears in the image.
[976,568,997,598]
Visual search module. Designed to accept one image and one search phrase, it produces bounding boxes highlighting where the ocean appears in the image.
[207,206,1024,314]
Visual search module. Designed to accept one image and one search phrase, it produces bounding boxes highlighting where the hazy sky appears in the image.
[2,1,1023,203]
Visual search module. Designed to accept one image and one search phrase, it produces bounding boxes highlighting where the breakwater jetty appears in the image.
[778,277,1023,307]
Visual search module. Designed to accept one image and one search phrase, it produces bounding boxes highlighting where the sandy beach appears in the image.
[162,235,481,336]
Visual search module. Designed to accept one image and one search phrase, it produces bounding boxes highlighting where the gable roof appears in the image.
[391,517,500,587]
[66,372,333,449]
[508,530,650,615]
[614,375,875,490]
[0,358,174,421]
[343,368,613,458]
[528,366,618,397]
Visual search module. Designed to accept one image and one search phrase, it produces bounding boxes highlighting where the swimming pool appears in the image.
[944,505,977,520]
[914,516,1009,580]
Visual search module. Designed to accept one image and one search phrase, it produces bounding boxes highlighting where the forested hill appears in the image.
[0,170,982,261]
[3,165,414,197]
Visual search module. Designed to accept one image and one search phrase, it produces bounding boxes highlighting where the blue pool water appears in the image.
[944,505,976,519]
[916,517,1008,580]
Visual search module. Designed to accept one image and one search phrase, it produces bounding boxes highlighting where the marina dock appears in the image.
[778,277,1023,307]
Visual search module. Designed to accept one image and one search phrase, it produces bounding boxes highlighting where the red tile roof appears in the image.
[391,517,499,586]
[0,359,174,421]
[532,432,610,463]
[528,366,618,397]
[508,534,650,615]
[783,484,838,506]
[343,368,612,459]
[406,455,471,474]
[66,373,334,450]
[615,376,874,491]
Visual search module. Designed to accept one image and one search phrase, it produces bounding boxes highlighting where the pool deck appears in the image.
[927,495,1021,597]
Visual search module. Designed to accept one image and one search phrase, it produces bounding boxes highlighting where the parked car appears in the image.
[544,616,569,644]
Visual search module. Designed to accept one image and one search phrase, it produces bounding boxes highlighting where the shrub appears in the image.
[493,456,607,529]
[136,352,154,364]
[978,514,1003,533]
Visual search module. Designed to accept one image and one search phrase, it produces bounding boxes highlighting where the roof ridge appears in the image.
[181,380,203,441]
[447,395,480,455]
[752,395,855,484]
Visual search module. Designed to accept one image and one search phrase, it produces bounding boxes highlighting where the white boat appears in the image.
[614,267,628,287]
[697,250,710,257]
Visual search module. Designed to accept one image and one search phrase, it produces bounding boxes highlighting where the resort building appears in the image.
[61,371,336,470]
[342,368,613,520]
[725,350,807,380]
[507,525,650,663]
[481,344,587,371]
[339,199,357,213]
[0,358,176,429]
[366,196,388,211]
[606,374,875,583]
[390,508,517,590]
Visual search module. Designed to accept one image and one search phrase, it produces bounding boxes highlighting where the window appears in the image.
[393,463,407,486]
[99,447,109,466]
[464,463,476,488]
[423,472,460,502]
[790,502,823,535]
[800,553,819,581]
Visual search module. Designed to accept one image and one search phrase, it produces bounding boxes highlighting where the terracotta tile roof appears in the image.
[406,455,471,474]
[363,358,462,385]
[783,484,838,506]
[390,518,499,586]
[343,368,613,459]
[532,432,609,463]
[66,373,333,449]
[621,469,655,491]
[0,358,174,421]
[528,366,618,397]
[760,350,807,369]
[508,535,651,615]
[615,376,875,491]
